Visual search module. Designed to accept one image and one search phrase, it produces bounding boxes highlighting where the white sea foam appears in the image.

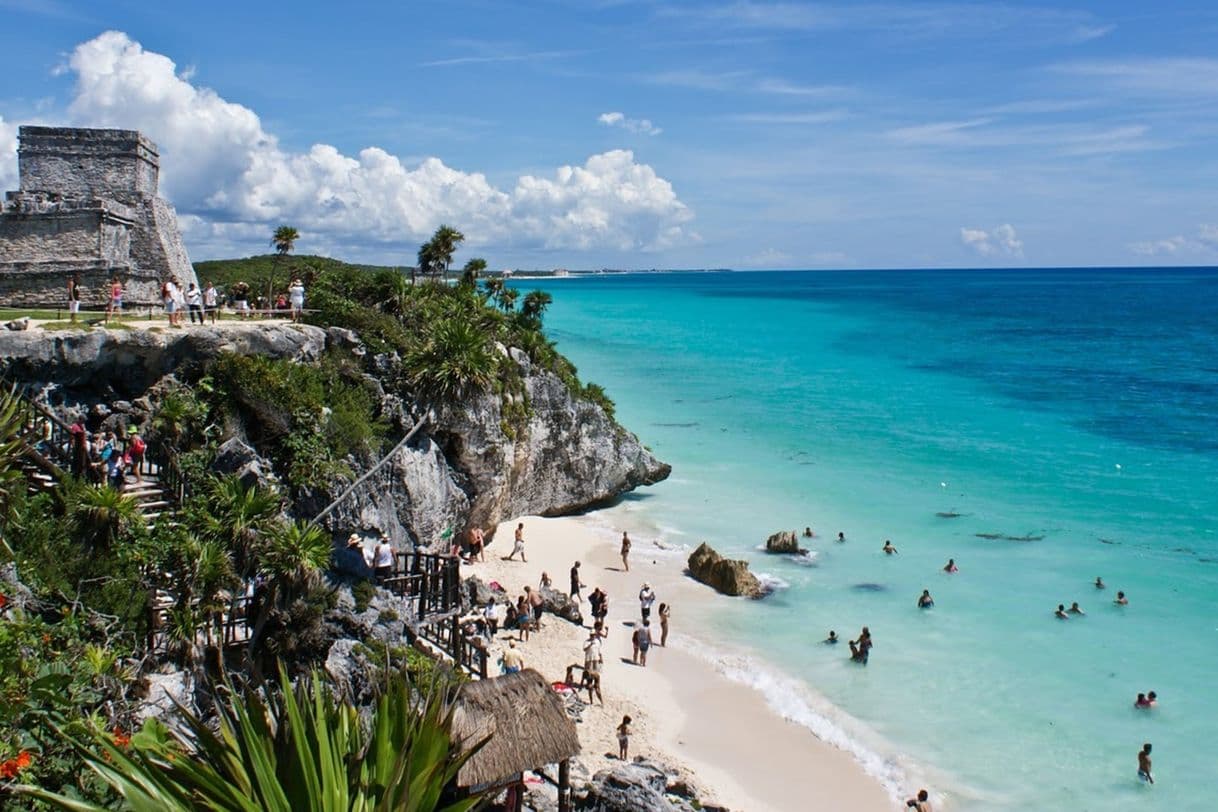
[678,638,916,804]
[753,571,790,592]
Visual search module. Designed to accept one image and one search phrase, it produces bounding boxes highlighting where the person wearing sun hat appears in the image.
[335,533,373,579]
[126,425,146,482]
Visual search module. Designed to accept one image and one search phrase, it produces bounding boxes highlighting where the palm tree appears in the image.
[417,239,440,282]
[497,286,518,313]
[19,665,486,812]
[481,276,504,305]
[427,225,465,282]
[520,290,553,323]
[200,476,282,578]
[269,225,300,311]
[404,318,498,404]
[459,258,487,289]
[245,520,332,662]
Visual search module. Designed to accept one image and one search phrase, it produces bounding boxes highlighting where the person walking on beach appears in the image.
[1137,743,1153,784]
[570,561,584,601]
[883,540,898,555]
[617,715,632,760]
[658,602,671,646]
[906,788,933,811]
[620,531,631,571]
[526,585,544,627]
[918,589,935,609]
[501,640,523,675]
[638,583,656,621]
[633,623,652,667]
[504,522,527,562]
[583,632,604,705]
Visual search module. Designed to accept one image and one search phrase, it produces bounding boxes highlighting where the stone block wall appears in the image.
[0,262,167,309]
[18,127,159,197]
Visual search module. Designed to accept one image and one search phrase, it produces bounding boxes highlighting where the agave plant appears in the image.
[0,385,27,560]
[18,665,486,812]
[69,482,146,548]
[403,318,498,405]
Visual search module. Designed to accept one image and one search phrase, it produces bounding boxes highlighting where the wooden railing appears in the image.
[417,614,489,680]
[381,551,461,620]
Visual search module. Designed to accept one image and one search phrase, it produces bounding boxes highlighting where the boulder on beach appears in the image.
[687,542,764,598]
[764,530,805,555]
[539,585,583,625]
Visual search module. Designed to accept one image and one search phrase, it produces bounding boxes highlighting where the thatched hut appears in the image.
[451,669,581,811]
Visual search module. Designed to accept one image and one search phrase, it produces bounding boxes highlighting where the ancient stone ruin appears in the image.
[0,126,197,307]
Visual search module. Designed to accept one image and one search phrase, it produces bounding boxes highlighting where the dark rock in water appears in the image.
[975,533,1003,540]
[539,585,583,625]
[851,583,887,592]
[687,542,764,598]
[976,532,1044,542]
[1003,534,1044,542]
[936,511,963,518]
[764,529,806,555]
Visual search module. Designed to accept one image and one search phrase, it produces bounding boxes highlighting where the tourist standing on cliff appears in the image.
[203,281,219,324]
[232,281,250,319]
[186,283,204,325]
[620,532,631,571]
[163,277,183,327]
[372,537,394,584]
[105,277,122,324]
[66,274,80,324]
[504,522,527,562]
[288,278,306,323]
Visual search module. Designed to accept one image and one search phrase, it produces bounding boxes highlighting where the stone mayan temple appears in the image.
[0,126,197,307]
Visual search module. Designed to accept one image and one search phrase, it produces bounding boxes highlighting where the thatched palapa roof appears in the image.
[451,668,581,788]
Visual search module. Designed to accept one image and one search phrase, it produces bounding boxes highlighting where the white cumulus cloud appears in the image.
[0,116,16,191]
[597,111,663,136]
[1129,224,1218,256]
[960,224,1023,258]
[1,31,692,258]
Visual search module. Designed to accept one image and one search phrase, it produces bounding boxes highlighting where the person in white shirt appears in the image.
[372,537,395,583]
[288,278,306,323]
[638,583,656,621]
[163,278,181,327]
[203,282,219,324]
[185,283,204,325]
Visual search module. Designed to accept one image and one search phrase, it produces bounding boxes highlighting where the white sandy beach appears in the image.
[462,514,895,812]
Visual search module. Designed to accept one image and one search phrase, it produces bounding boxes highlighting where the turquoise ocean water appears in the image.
[519,269,1218,811]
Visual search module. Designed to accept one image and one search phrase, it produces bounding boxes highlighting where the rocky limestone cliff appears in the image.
[0,323,670,548]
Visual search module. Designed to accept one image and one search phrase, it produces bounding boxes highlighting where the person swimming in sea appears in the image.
[1135,693,1151,708]
[943,558,958,573]
[1069,601,1085,615]
[803,526,814,538]
[1137,743,1153,784]
[883,540,898,555]
[1114,591,1129,605]
[849,626,872,663]
[1095,576,1105,589]
[824,630,839,644]
[918,589,934,609]
[837,531,846,543]
[1055,604,1069,620]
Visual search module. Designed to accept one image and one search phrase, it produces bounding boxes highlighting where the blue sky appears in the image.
[1,0,1216,269]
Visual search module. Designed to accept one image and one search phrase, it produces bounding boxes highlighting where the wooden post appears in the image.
[558,759,571,812]
[512,775,524,812]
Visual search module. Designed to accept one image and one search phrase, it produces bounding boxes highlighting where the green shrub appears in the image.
[352,579,376,613]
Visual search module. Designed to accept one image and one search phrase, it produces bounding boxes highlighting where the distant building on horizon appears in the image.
[0,125,197,307]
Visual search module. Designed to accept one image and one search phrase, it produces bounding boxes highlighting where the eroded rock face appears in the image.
[0,323,327,391]
[539,585,583,625]
[436,358,671,532]
[687,542,763,598]
[575,760,699,812]
[765,530,803,554]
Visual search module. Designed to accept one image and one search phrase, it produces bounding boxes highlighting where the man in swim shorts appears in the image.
[1137,743,1153,784]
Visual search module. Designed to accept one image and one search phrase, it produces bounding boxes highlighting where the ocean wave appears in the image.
[753,571,790,592]
[752,545,819,566]
[680,640,914,804]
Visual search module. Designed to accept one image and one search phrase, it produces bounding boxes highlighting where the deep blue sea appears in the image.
[518,268,1218,811]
